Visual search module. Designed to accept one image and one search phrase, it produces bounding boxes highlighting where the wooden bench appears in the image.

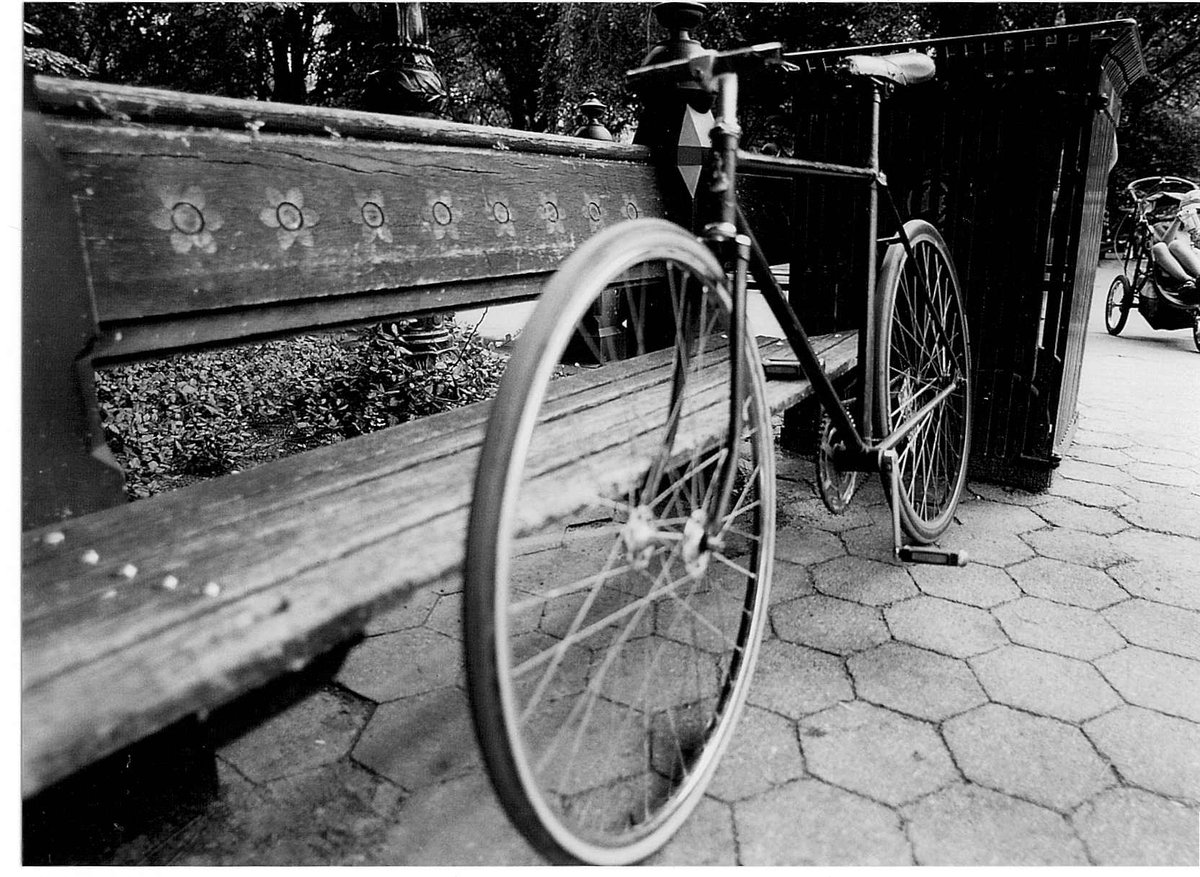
[22,74,857,801]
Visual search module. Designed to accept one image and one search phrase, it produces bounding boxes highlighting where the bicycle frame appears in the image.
[700,71,966,528]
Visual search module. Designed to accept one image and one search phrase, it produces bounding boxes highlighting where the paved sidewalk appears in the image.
[90,262,1199,865]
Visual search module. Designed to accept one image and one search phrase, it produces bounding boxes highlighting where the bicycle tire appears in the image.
[1105,275,1132,335]
[875,220,972,544]
[465,218,775,865]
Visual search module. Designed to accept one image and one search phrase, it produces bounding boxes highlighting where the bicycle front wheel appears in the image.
[465,218,775,864]
[875,220,972,543]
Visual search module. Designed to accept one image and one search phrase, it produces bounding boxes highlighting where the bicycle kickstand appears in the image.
[881,449,969,566]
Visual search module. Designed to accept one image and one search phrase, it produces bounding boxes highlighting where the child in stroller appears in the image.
[1146,187,1200,297]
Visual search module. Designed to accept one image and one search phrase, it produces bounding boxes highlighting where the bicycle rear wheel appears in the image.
[465,218,775,864]
[875,220,972,543]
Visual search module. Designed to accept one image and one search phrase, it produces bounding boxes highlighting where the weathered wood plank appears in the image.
[46,119,668,352]
[22,332,856,797]
[35,75,653,160]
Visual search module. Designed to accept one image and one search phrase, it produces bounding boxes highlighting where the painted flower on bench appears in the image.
[422,191,460,241]
[260,187,320,250]
[351,190,394,244]
[150,185,224,254]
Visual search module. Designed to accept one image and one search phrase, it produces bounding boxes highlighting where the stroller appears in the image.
[1105,176,1200,352]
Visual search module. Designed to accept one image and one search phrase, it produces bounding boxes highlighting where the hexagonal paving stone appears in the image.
[1125,460,1200,488]
[848,642,985,721]
[364,587,438,636]
[838,519,898,564]
[599,635,720,708]
[1120,498,1200,539]
[518,695,652,797]
[1069,444,1129,468]
[902,783,1087,865]
[774,525,845,567]
[733,778,911,865]
[747,638,853,718]
[908,561,1020,608]
[812,556,918,607]
[931,506,1041,567]
[992,597,1125,660]
[1110,561,1200,612]
[1071,787,1200,866]
[969,644,1120,723]
[424,592,462,639]
[335,628,462,703]
[1095,646,1200,723]
[237,762,404,865]
[1084,705,1200,802]
[1103,599,1200,660]
[1055,459,1127,487]
[1047,478,1131,509]
[1070,427,1132,450]
[1007,557,1128,609]
[655,582,751,654]
[967,483,1048,507]
[646,797,737,865]
[770,559,815,603]
[1029,496,1128,536]
[1021,528,1132,569]
[1111,527,1200,570]
[352,687,480,790]
[771,594,890,656]
[943,704,1115,812]
[885,596,1007,658]
[782,494,880,534]
[218,688,371,784]
[706,705,804,801]
[954,500,1048,536]
[366,771,543,865]
[799,701,956,806]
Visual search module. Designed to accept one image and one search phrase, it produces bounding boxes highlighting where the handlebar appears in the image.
[626,42,783,93]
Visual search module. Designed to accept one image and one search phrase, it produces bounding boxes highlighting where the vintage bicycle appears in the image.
[463,36,972,865]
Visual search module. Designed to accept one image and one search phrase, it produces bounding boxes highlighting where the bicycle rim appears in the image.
[465,219,775,864]
[875,220,972,543]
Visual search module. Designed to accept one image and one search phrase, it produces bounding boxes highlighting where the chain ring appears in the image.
[816,405,860,515]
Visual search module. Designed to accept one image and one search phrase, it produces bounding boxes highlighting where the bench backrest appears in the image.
[33,76,675,364]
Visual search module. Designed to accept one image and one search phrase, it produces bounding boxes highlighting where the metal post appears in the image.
[387,2,452,357]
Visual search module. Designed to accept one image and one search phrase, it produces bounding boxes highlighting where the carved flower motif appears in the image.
[149,185,223,254]
[538,192,562,234]
[259,187,319,250]
[422,191,459,241]
[486,194,516,238]
[581,192,604,230]
[351,191,393,244]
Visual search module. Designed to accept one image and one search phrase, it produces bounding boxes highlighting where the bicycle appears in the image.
[463,38,972,865]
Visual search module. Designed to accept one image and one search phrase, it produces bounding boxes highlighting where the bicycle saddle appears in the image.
[837,52,936,86]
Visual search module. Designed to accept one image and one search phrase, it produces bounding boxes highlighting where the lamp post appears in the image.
[370,2,453,356]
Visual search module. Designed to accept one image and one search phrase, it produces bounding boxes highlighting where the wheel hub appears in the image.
[681,508,710,578]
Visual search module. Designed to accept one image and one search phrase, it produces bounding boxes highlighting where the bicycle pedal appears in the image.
[898,546,969,566]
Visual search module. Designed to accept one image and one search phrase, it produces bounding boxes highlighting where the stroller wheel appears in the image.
[1105,275,1132,335]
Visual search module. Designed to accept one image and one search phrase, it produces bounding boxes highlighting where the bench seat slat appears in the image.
[22,331,855,797]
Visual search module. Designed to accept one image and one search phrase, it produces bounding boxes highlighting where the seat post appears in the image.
[861,81,883,442]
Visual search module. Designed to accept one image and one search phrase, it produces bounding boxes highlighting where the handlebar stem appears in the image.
[708,72,742,235]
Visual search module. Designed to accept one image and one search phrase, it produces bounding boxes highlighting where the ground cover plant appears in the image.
[96,320,507,500]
